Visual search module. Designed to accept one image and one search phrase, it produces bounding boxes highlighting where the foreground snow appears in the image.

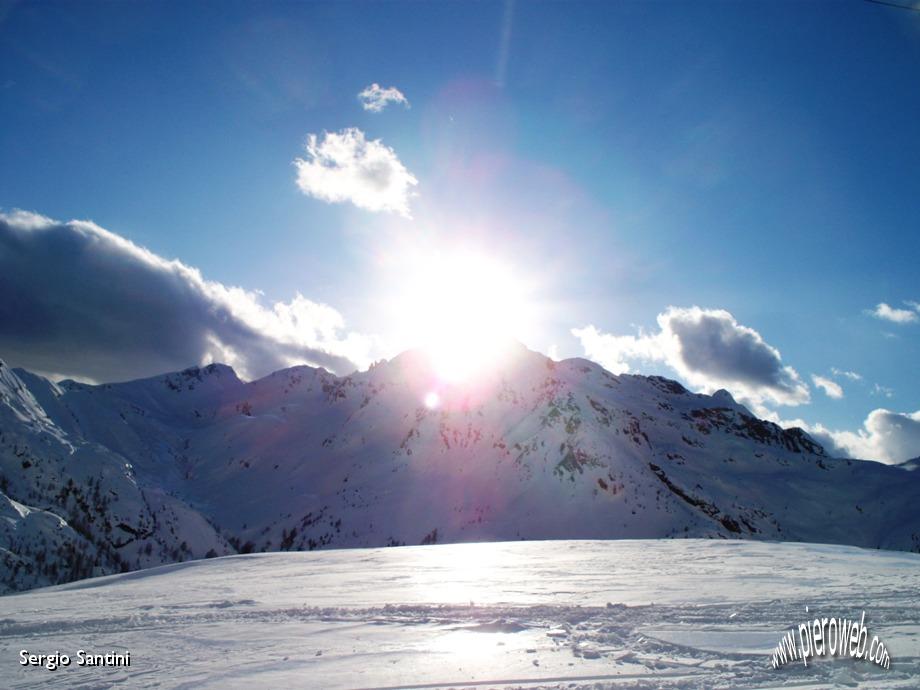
[1,539,919,688]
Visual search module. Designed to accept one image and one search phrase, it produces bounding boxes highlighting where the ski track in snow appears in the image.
[1,539,919,689]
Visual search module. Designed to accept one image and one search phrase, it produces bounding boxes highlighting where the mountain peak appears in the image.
[898,457,920,471]
[711,388,735,404]
[151,363,243,398]
[182,362,237,379]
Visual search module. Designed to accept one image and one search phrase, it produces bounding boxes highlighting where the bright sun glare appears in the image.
[387,249,532,384]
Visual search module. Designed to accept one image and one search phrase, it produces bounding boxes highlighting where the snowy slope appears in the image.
[2,344,920,593]
[0,361,232,593]
[0,540,917,688]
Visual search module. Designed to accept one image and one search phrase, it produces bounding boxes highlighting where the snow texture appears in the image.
[0,539,918,688]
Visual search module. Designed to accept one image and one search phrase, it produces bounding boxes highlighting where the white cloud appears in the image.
[0,211,375,382]
[573,306,810,408]
[831,367,862,381]
[811,374,843,399]
[570,325,660,377]
[871,302,918,324]
[802,410,920,465]
[358,83,410,112]
[294,128,418,217]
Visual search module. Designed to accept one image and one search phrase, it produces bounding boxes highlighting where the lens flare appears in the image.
[385,249,533,382]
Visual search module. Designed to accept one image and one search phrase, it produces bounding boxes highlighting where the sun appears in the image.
[385,248,533,383]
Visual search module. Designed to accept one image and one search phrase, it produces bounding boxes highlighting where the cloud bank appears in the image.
[573,306,810,407]
[0,210,372,383]
[803,410,920,465]
[358,83,410,112]
[294,128,418,217]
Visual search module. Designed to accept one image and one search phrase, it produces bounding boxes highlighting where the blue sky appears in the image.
[1,0,919,462]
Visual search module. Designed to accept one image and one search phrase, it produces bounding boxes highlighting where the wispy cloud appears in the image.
[0,211,374,383]
[573,306,810,407]
[495,0,515,86]
[871,383,894,398]
[357,83,410,112]
[811,374,843,399]
[831,367,862,381]
[871,302,918,324]
[294,128,418,217]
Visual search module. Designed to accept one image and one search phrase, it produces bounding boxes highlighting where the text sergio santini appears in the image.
[20,649,130,670]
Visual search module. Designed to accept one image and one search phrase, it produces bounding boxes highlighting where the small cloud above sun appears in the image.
[358,83,410,113]
[294,128,418,217]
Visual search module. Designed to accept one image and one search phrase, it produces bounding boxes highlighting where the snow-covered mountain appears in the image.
[2,343,919,593]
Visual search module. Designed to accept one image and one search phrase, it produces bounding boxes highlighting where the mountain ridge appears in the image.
[2,346,919,594]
